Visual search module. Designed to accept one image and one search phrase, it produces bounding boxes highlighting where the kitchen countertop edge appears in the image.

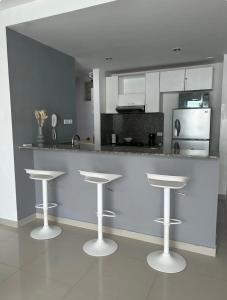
[18,145,219,160]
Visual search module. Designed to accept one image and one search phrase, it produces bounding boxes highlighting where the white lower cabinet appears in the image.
[145,72,160,112]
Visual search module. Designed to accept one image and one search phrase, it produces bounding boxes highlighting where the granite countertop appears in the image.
[18,143,219,160]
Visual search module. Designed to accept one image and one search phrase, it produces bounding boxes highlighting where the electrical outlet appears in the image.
[64,119,73,125]
[157,131,163,137]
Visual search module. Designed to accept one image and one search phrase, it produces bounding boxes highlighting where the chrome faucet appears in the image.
[72,134,80,146]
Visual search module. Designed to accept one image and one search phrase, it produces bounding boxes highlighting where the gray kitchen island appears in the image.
[20,144,220,256]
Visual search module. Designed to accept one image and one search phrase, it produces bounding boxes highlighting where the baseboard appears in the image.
[0,218,18,228]
[0,213,36,228]
[18,213,36,227]
[36,213,216,257]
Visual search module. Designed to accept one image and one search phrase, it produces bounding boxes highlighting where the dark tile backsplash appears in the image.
[101,113,164,145]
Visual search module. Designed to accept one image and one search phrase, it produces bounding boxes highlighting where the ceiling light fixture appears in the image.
[206,56,214,59]
[172,47,182,52]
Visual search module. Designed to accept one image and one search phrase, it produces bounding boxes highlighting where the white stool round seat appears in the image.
[147,174,189,189]
[146,173,189,274]
[79,170,122,257]
[25,169,65,240]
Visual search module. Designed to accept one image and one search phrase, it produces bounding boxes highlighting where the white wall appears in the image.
[93,68,106,149]
[219,55,227,196]
[209,63,223,154]
[0,0,117,221]
[0,26,17,221]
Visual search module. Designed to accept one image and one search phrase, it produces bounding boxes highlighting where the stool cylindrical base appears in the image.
[147,250,186,273]
[83,238,118,257]
[30,225,62,240]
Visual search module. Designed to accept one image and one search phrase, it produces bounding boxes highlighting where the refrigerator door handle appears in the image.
[173,141,180,154]
[174,119,181,137]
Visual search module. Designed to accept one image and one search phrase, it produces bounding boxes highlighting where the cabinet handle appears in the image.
[184,77,187,90]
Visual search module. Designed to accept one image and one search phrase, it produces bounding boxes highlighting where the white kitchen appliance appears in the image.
[116,94,145,112]
[172,108,211,155]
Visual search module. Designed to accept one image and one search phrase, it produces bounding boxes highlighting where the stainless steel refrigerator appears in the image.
[172,108,211,156]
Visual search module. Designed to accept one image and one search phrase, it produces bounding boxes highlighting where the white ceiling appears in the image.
[10,0,227,72]
[0,0,36,10]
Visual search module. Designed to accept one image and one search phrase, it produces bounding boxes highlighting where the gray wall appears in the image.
[33,149,219,249]
[7,29,77,219]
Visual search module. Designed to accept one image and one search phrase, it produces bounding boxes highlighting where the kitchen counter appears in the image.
[19,143,219,160]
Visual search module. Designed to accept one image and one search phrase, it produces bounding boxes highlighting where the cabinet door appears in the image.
[145,72,160,112]
[160,69,185,92]
[119,75,145,94]
[105,76,118,113]
[185,67,213,91]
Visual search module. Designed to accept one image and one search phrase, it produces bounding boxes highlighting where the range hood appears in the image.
[116,94,145,113]
[116,105,145,113]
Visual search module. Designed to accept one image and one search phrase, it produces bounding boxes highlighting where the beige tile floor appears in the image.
[0,200,226,300]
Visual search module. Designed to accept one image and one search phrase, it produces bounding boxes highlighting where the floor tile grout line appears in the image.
[16,248,48,270]
[16,249,97,288]
[182,268,227,283]
[61,259,98,299]
[0,261,20,269]
[11,267,77,289]
[0,268,21,287]
[61,254,158,300]
[145,271,159,300]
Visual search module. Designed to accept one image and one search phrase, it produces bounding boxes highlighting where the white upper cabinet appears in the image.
[160,69,185,92]
[185,67,213,91]
[119,75,145,94]
[104,65,214,114]
[105,76,118,113]
[118,74,146,107]
[145,72,160,112]
[160,67,213,92]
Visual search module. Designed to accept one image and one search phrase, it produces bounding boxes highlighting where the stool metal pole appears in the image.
[25,169,64,240]
[97,183,103,242]
[42,180,49,228]
[164,187,170,255]
[80,170,121,257]
[146,173,188,273]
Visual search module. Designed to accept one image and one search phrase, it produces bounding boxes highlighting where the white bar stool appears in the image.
[79,170,122,257]
[25,169,65,240]
[146,173,189,273]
